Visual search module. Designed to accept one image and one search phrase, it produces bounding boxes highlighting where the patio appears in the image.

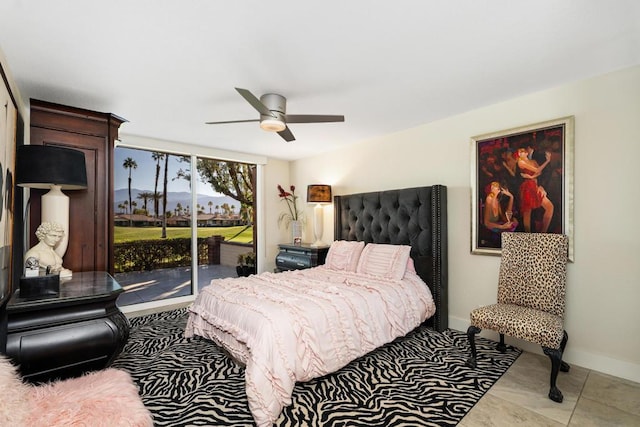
[115,264,237,306]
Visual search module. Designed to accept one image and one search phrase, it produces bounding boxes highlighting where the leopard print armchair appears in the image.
[466,232,569,403]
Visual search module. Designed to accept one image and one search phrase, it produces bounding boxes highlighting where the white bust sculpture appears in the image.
[25,221,72,278]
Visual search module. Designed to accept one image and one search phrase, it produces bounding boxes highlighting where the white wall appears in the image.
[286,66,640,383]
[263,158,292,272]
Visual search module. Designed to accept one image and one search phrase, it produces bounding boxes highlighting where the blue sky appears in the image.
[114,147,219,196]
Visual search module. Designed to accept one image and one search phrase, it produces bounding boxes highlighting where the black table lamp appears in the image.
[16,145,88,261]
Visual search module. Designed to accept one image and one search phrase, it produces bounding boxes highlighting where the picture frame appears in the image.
[470,116,574,261]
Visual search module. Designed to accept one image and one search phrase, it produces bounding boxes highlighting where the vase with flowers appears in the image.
[277,184,304,243]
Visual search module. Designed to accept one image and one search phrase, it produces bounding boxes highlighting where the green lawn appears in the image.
[114,226,253,243]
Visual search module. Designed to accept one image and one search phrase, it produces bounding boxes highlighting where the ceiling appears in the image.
[1,1,639,161]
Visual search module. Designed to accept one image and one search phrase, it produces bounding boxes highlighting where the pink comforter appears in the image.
[184,266,435,427]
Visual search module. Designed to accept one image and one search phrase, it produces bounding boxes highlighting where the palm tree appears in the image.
[151,152,165,219]
[208,200,213,213]
[137,191,154,215]
[117,203,125,214]
[151,192,163,217]
[123,157,138,224]
[161,154,169,238]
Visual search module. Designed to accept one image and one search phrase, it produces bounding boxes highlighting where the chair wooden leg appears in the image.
[497,333,507,353]
[543,346,564,403]
[466,325,481,368]
[560,330,570,372]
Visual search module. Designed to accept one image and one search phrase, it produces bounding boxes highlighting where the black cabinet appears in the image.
[276,243,330,271]
[6,271,129,382]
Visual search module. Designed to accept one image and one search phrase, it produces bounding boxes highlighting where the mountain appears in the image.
[114,188,240,215]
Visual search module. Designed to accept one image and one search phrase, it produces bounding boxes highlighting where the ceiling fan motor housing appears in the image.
[259,93,287,131]
[259,93,286,113]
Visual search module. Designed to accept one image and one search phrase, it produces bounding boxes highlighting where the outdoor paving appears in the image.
[115,264,237,306]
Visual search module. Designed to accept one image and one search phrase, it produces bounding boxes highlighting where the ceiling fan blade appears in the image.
[284,114,345,124]
[235,87,275,117]
[277,126,295,142]
[205,119,260,125]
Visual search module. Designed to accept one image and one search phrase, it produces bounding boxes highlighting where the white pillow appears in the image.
[356,243,412,281]
[324,240,365,272]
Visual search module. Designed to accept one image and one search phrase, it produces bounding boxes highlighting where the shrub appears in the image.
[113,237,209,272]
[237,251,256,267]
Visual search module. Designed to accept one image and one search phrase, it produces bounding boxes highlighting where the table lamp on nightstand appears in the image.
[16,145,88,278]
[307,184,332,247]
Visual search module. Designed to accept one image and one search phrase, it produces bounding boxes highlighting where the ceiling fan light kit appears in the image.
[260,117,286,132]
[206,87,345,142]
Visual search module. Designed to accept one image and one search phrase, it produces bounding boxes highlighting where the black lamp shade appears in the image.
[16,145,88,190]
[307,184,332,203]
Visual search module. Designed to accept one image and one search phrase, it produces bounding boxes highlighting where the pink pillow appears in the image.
[356,243,412,281]
[405,257,416,274]
[324,240,365,272]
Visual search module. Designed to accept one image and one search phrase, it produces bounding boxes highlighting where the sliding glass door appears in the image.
[113,147,255,308]
[193,156,256,292]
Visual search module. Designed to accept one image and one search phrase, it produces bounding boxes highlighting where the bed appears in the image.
[185,185,448,427]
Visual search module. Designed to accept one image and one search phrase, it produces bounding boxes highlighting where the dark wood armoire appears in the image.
[28,99,126,274]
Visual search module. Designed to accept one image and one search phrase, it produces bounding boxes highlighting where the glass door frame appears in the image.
[114,135,266,315]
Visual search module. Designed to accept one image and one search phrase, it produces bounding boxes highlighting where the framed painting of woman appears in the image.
[470,116,575,261]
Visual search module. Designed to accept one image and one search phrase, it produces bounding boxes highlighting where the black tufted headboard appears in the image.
[334,185,448,332]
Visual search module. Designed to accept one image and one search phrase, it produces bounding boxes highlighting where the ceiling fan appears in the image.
[205,88,345,142]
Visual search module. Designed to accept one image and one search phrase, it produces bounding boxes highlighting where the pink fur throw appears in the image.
[0,355,153,427]
[0,354,30,425]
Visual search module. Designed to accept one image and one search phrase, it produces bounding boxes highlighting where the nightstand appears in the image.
[6,271,130,382]
[276,243,330,271]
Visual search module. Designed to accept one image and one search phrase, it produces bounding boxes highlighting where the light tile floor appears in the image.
[460,351,640,426]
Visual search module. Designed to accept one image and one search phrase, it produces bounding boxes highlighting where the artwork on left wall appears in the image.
[470,116,575,261]
[1,70,18,302]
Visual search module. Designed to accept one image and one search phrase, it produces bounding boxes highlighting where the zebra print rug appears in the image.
[112,308,521,426]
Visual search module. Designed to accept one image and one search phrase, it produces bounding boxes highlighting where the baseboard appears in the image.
[448,315,640,384]
[122,296,194,318]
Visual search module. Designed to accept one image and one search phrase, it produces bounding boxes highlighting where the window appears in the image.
[113,146,255,309]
